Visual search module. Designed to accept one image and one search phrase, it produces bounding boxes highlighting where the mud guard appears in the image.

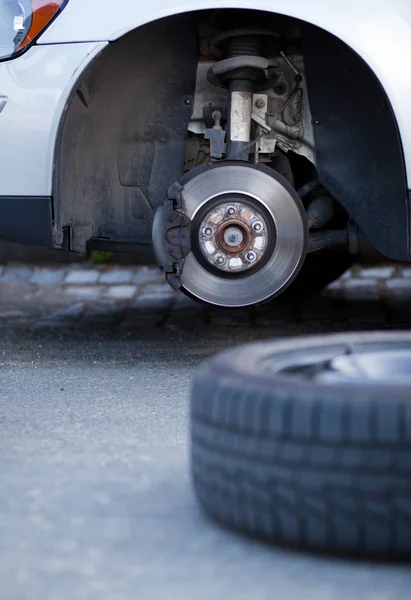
[54,15,198,253]
[303,24,410,260]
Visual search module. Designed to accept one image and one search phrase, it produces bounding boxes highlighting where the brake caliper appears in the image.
[152,182,191,290]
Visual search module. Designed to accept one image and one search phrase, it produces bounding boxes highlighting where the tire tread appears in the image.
[190,333,411,556]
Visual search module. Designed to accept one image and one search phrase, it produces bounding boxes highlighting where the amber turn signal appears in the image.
[19,0,64,49]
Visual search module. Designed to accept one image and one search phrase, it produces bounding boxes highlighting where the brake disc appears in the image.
[153,162,307,307]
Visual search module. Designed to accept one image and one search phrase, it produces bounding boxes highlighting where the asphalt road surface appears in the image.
[1,264,411,599]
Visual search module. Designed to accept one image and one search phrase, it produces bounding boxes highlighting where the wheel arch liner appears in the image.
[53,15,198,253]
[303,24,409,260]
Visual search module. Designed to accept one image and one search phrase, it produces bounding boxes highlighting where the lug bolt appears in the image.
[253,221,263,232]
[246,251,256,262]
[255,98,265,109]
[227,206,236,216]
[203,227,213,236]
[215,253,225,265]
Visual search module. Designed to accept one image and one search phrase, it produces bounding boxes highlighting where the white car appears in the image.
[1,0,411,307]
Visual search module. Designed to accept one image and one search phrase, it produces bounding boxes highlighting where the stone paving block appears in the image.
[342,278,379,299]
[132,268,163,285]
[383,279,411,310]
[133,293,172,310]
[99,269,134,284]
[30,268,67,285]
[385,278,411,291]
[358,266,395,279]
[65,285,106,299]
[325,280,342,291]
[0,310,29,319]
[64,269,100,284]
[0,266,33,283]
[104,285,137,300]
[48,302,85,320]
[340,268,355,280]
[34,319,68,329]
[143,283,174,295]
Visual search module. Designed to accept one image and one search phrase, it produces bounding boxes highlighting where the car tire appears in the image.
[191,332,411,558]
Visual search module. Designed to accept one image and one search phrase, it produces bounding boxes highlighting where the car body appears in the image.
[1,0,411,306]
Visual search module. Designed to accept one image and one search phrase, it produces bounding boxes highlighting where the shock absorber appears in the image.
[207,29,276,160]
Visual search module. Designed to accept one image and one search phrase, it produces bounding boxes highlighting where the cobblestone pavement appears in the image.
[0,262,410,338]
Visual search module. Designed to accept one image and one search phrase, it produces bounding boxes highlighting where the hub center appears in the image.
[217,219,252,255]
[198,199,269,273]
[224,226,244,248]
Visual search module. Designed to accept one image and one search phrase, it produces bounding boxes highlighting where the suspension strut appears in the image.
[207,29,277,160]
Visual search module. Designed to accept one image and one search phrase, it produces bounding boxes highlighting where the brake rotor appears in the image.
[179,162,307,307]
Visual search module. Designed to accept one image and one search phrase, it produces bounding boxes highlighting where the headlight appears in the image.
[0,0,67,61]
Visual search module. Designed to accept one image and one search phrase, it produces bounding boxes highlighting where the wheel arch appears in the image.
[52,6,410,258]
[44,0,411,179]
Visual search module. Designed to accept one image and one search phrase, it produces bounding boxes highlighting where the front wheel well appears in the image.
[53,9,409,260]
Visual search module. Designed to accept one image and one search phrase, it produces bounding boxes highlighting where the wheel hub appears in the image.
[199,201,268,273]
